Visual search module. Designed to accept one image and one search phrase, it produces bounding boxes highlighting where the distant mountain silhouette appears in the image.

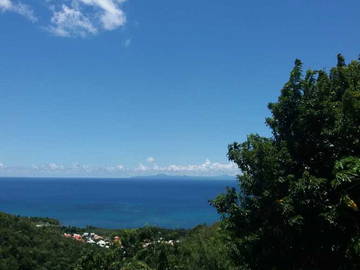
[131,174,236,180]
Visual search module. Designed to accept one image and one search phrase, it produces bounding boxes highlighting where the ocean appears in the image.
[0,177,237,229]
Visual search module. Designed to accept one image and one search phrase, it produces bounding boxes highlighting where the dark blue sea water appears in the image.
[0,177,236,229]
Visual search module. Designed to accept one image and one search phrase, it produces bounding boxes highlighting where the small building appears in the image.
[97,240,106,247]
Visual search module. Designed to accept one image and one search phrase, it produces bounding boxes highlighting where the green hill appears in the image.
[0,212,93,270]
[0,211,233,270]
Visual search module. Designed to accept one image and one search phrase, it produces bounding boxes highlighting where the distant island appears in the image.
[131,174,236,180]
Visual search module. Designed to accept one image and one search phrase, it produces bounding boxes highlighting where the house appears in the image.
[97,240,106,247]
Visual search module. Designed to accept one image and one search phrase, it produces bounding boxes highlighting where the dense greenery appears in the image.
[72,223,235,270]
[0,211,233,270]
[211,55,360,269]
[0,212,89,269]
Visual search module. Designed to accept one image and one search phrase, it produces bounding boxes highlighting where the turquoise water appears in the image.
[0,177,236,229]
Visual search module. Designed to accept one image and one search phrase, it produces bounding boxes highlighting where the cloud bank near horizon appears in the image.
[0,159,239,178]
[0,0,127,37]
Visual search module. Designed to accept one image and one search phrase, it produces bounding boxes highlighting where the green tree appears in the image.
[211,55,360,270]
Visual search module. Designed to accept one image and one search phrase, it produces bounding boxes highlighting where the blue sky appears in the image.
[0,0,359,177]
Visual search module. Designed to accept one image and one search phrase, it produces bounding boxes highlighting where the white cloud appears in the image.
[71,162,91,172]
[0,0,37,22]
[48,4,97,37]
[158,159,238,175]
[136,163,147,171]
[115,164,124,170]
[46,163,65,171]
[146,157,155,163]
[105,164,125,172]
[0,159,239,177]
[0,0,127,37]
[135,159,239,176]
[79,0,126,30]
[0,0,12,9]
[48,0,126,37]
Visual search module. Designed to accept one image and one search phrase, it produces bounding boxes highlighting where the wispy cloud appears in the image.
[135,159,238,176]
[79,0,126,30]
[146,157,155,163]
[47,0,127,37]
[123,37,131,48]
[0,159,239,177]
[0,0,127,37]
[48,4,97,37]
[0,0,37,22]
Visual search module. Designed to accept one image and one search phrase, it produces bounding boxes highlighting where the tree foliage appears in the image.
[0,212,89,270]
[211,54,360,269]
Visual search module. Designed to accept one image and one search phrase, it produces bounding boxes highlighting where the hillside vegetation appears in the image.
[0,212,89,269]
[0,211,234,270]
